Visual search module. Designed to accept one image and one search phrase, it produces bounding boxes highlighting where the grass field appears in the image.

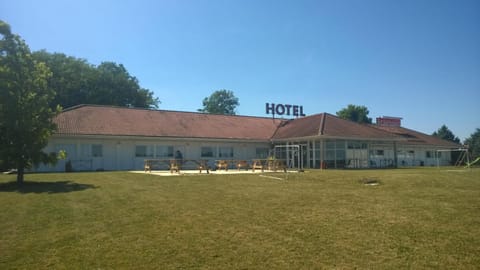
[1,168,479,269]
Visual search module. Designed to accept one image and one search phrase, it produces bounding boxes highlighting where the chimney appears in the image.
[376,116,402,127]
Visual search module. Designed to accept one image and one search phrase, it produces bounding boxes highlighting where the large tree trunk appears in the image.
[17,165,24,185]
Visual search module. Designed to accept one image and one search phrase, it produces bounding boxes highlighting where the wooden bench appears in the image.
[251,159,265,172]
[144,159,209,174]
[144,159,171,172]
[272,159,287,172]
[173,159,210,174]
[187,159,209,174]
[215,160,229,171]
[235,160,249,170]
[169,160,181,173]
[144,162,151,173]
[252,159,287,172]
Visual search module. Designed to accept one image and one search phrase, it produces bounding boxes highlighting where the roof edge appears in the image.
[60,104,287,121]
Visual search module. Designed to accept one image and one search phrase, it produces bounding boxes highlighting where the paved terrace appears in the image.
[130,169,299,177]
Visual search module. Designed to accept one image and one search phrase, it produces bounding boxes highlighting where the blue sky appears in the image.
[2,0,479,141]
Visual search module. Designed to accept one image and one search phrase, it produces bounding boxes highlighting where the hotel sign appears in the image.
[266,103,306,117]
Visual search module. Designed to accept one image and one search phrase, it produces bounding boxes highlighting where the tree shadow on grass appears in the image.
[0,181,98,194]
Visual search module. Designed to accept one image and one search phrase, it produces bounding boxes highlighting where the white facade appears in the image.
[36,135,271,172]
[273,139,453,170]
[36,135,454,172]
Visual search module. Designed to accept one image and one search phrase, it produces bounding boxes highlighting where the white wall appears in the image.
[396,145,451,167]
[36,135,455,172]
[36,136,271,172]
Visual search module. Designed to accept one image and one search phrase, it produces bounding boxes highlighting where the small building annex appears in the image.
[37,105,461,172]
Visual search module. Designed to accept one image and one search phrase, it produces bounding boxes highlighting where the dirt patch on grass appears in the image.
[359,178,381,186]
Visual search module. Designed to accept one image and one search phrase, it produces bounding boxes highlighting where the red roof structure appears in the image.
[55,105,282,141]
[371,125,461,148]
[53,105,462,148]
[272,113,400,141]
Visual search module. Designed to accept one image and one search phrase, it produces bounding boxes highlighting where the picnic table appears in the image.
[251,159,287,172]
[144,159,210,174]
[145,159,288,174]
[214,160,250,171]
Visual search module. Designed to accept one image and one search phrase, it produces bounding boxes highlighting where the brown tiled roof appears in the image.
[371,125,462,148]
[54,105,282,140]
[272,113,401,140]
[54,105,462,148]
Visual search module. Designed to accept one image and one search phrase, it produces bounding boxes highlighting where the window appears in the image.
[347,142,355,149]
[92,144,103,157]
[426,151,432,158]
[326,150,335,160]
[219,147,234,158]
[256,148,269,159]
[336,140,346,150]
[326,140,335,149]
[80,144,102,157]
[135,145,153,157]
[201,146,216,158]
[156,145,173,158]
[136,146,147,157]
[347,141,368,149]
[376,150,384,156]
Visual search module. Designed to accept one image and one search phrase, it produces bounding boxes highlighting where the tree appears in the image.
[0,20,60,183]
[464,128,480,158]
[32,51,160,109]
[336,104,372,124]
[90,62,159,108]
[198,89,239,115]
[432,125,461,144]
[32,50,94,109]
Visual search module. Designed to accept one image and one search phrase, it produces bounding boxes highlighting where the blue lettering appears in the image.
[300,106,305,116]
[276,104,285,115]
[266,102,305,117]
[292,105,299,116]
[266,103,275,115]
[285,104,292,115]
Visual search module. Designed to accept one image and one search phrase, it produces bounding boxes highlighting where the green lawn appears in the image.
[1,168,479,269]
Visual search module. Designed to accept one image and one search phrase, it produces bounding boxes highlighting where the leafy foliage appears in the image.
[432,125,461,144]
[464,128,480,158]
[0,20,60,182]
[198,89,239,115]
[32,50,159,109]
[336,104,372,124]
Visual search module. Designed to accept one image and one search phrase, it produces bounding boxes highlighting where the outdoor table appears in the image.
[144,159,210,174]
[251,159,287,172]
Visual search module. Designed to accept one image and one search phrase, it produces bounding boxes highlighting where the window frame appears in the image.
[92,144,103,157]
[201,146,216,158]
[218,146,234,158]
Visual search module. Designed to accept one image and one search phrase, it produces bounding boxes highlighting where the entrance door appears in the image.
[91,144,104,171]
[274,144,305,170]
